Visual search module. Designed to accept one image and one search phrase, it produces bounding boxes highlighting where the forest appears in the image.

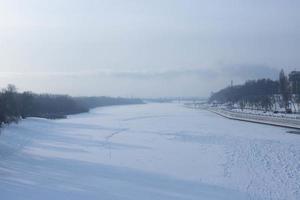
[209,70,300,113]
[0,84,143,126]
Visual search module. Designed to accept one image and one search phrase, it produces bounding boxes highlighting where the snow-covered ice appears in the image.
[0,103,299,200]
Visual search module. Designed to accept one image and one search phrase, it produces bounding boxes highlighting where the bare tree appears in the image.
[279,69,291,112]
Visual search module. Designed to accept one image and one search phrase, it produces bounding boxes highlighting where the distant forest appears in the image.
[209,70,300,113]
[0,84,143,126]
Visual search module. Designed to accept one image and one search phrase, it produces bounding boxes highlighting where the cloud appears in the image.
[0,68,218,80]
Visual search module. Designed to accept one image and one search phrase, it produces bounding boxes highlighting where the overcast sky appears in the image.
[0,0,299,97]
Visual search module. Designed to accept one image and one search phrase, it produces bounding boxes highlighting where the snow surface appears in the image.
[0,103,299,200]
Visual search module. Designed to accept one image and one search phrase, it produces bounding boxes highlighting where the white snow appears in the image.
[0,103,299,200]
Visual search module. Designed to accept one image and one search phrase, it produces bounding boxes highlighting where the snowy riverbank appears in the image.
[208,107,300,129]
[185,103,300,129]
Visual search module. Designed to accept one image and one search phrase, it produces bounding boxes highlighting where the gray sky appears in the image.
[0,0,299,97]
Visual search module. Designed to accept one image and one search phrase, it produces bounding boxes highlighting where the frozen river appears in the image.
[0,103,299,200]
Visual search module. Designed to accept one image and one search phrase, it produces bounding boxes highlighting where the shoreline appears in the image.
[185,104,300,130]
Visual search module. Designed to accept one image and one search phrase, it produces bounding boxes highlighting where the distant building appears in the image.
[289,71,300,94]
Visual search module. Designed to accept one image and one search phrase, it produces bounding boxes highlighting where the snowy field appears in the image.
[0,103,299,200]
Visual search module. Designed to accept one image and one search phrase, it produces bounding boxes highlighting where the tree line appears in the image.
[0,84,143,126]
[209,70,300,113]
